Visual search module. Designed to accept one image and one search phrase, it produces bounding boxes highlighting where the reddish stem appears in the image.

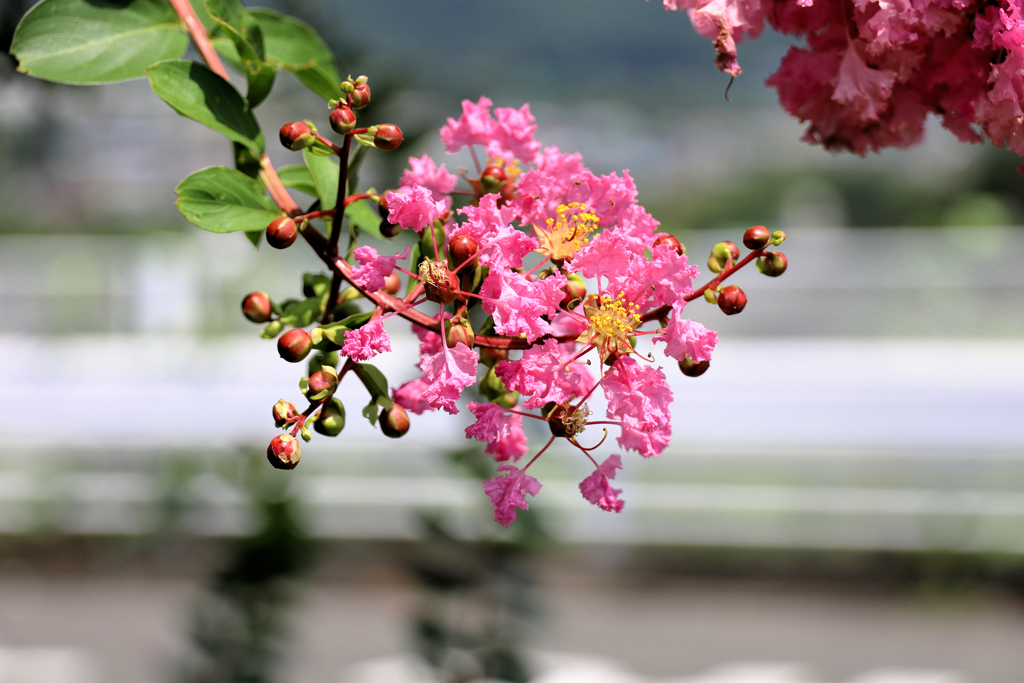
[314,133,344,154]
[168,0,229,81]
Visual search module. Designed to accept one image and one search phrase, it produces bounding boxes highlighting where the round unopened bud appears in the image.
[448,234,478,269]
[494,391,519,409]
[307,368,338,397]
[383,272,401,295]
[272,399,298,428]
[379,404,410,438]
[313,397,346,437]
[377,196,401,238]
[445,318,475,348]
[279,121,314,151]
[266,216,298,249]
[329,105,356,135]
[267,434,301,470]
[347,82,371,109]
[678,356,710,377]
[563,273,587,308]
[241,291,273,323]
[717,285,747,315]
[771,230,787,246]
[757,251,788,277]
[278,328,312,362]
[743,226,770,250]
[373,124,403,151]
[708,241,740,274]
[653,233,686,255]
[480,165,507,194]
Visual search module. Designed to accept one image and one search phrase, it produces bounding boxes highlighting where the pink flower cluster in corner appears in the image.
[652,0,1024,163]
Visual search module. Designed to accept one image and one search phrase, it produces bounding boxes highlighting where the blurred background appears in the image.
[1,0,1024,682]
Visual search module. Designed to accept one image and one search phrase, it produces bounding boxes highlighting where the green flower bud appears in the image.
[313,397,346,437]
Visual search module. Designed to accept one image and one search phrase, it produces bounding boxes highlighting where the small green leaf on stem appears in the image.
[250,8,341,101]
[175,166,279,233]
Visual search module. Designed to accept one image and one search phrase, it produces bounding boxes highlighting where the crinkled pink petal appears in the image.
[832,42,897,123]
[564,170,638,226]
[351,245,410,293]
[495,338,595,410]
[579,454,625,513]
[401,154,458,202]
[654,307,719,363]
[465,402,528,461]
[385,186,446,233]
[480,269,565,342]
[453,193,538,270]
[494,103,542,162]
[603,356,673,458]
[418,341,478,414]
[392,376,433,415]
[440,96,497,154]
[342,318,391,363]
[482,463,542,527]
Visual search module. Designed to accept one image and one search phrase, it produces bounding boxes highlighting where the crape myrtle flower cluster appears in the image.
[652,0,1024,163]
[250,94,788,527]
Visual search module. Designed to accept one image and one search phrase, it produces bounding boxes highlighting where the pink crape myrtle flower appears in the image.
[351,245,410,293]
[465,402,529,461]
[392,377,432,415]
[479,268,566,342]
[440,96,542,163]
[385,185,445,233]
[579,454,625,512]
[654,306,718,363]
[418,340,478,414]
[342,318,391,363]
[440,96,498,153]
[495,338,595,410]
[602,357,674,458]
[483,463,542,527]
[401,154,457,202]
[451,194,538,270]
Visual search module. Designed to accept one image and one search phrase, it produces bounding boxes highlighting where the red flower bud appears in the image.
[373,124,403,151]
[347,82,371,109]
[419,260,460,305]
[383,272,401,295]
[379,404,410,438]
[678,356,710,377]
[562,273,587,308]
[307,370,338,398]
[653,233,686,255]
[717,285,747,315]
[267,434,301,470]
[329,105,357,134]
[278,328,312,362]
[445,318,475,348]
[448,234,478,269]
[266,216,298,249]
[480,165,507,193]
[376,195,401,238]
[241,291,273,323]
[743,226,771,250]
[756,251,788,277]
[273,399,298,428]
[708,241,740,273]
[279,121,314,151]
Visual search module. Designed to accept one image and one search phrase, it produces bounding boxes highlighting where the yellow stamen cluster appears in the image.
[562,403,590,437]
[577,292,641,361]
[535,202,599,262]
[488,156,522,182]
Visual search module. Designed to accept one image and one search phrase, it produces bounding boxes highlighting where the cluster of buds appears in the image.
[243,91,787,526]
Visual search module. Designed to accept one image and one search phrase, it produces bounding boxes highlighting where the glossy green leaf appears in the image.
[206,0,275,107]
[175,166,279,233]
[11,0,188,84]
[355,363,389,399]
[147,59,265,155]
[280,297,324,328]
[303,149,340,211]
[276,164,317,196]
[337,311,373,330]
[345,199,382,239]
[361,397,380,427]
[250,8,341,101]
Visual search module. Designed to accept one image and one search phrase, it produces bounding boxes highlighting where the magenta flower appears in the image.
[654,308,718,363]
[385,185,446,233]
[579,454,625,513]
[342,318,391,363]
[465,402,528,461]
[479,268,566,342]
[602,357,673,458]
[401,154,457,202]
[495,339,595,410]
[440,96,498,153]
[392,377,432,415]
[452,194,538,270]
[418,341,478,414]
[351,245,409,293]
[482,464,542,527]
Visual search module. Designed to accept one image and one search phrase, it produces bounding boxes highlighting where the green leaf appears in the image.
[302,273,332,298]
[244,230,261,247]
[303,150,339,212]
[361,398,380,427]
[146,59,265,155]
[345,199,383,239]
[280,297,324,328]
[188,0,219,32]
[233,142,261,178]
[337,311,373,330]
[277,164,317,196]
[260,320,283,339]
[249,8,341,101]
[175,166,280,234]
[11,0,188,84]
[355,363,389,399]
[206,0,275,107]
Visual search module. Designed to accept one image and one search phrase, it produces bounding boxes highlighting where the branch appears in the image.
[167,0,230,82]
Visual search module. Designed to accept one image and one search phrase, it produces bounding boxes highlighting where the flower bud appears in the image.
[653,233,686,255]
[261,319,284,339]
[306,367,339,400]
[313,397,346,437]
[419,260,460,305]
[756,251,788,277]
[279,121,314,151]
[308,351,338,377]
[376,195,402,238]
[703,289,718,304]
[419,221,448,260]
[383,272,401,295]
[678,356,710,377]
[717,285,747,315]
[562,273,587,308]
[347,82,371,109]
[267,434,301,470]
[448,234,478,269]
[272,399,298,428]
[379,404,410,438]
[445,317,475,348]
[771,230,787,246]
[278,328,312,362]
[479,165,507,194]
[493,391,519,409]
[266,216,298,249]
[241,291,273,323]
[329,105,356,134]
[479,346,508,367]
[708,241,740,273]
[373,124,403,151]
[743,226,770,250]
[480,366,509,401]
